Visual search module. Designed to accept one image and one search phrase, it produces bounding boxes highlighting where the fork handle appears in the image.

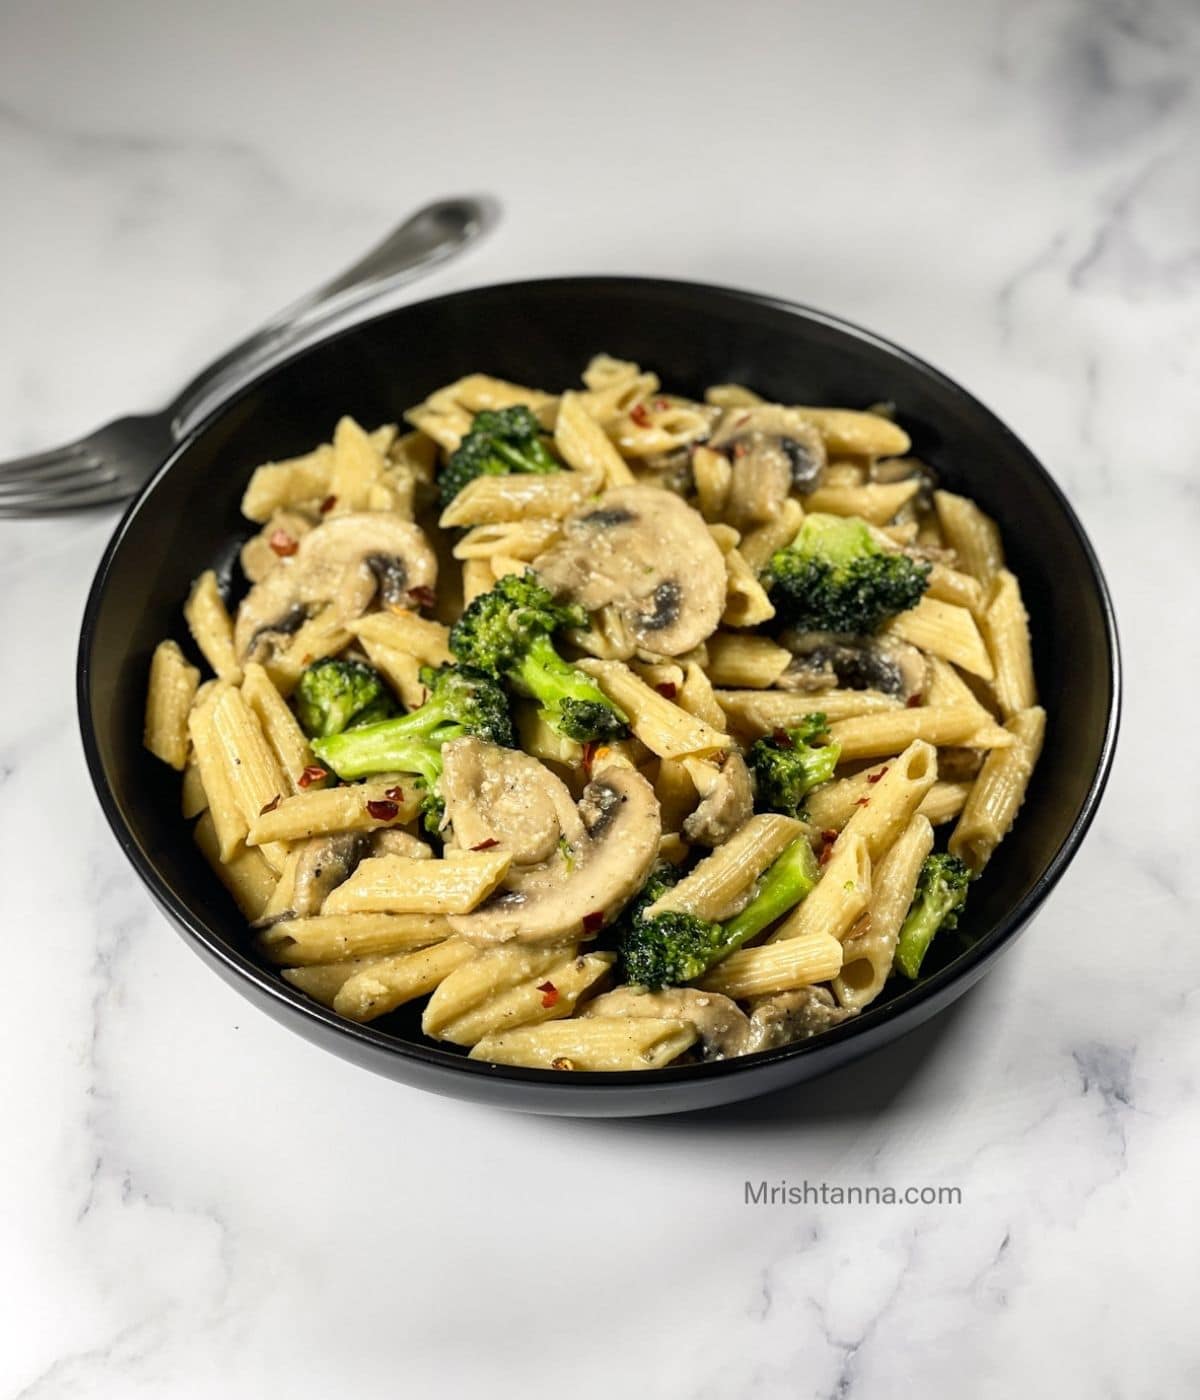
[166,195,500,437]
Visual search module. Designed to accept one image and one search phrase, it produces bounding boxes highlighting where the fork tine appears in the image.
[0,458,111,492]
[0,442,94,479]
[0,483,126,516]
[0,463,118,500]
[0,469,121,510]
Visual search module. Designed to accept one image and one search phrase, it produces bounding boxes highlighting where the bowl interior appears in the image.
[81,278,1117,1090]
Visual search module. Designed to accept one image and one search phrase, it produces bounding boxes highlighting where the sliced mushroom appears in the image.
[448,764,661,945]
[439,736,586,866]
[532,485,725,656]
[742,986,858,1052]
[708,405,827,528]
[682,751,754,847]
[584,986,752,1060]
[291,831,373,917]
[233,513,437,660]
[777,632,927,701]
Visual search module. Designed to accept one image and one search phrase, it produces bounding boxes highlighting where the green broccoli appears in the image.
[439,406,560,508]
[618,837,820,989]
[893,853,970,979]
[448,570,628,743]
[748,712,841,817]
[310,664,514,832]
[764,512,930,633]
[293,658,395,739]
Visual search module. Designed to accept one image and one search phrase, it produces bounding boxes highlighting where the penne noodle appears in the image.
[882,596,995,680]
[321,851,512,916]
[452,518,562,561]
[144,640,200,770]
[721,547,777,627]
[835,815,934,1009]
[692,445,733,521]
[649,814,805,923]
[332,939,477,1023]
[698,933,844,998]
[262,603,353,696]
[356,636,427,710]
[576,659,731,759]
[240,444,334,522]
[187,684,247,862]
[194,810,276,920]
[805,480,920,525]
[933,490,1004,584]
[248,777,421,845]
[705,633,791,688]
[439,470,597,528]
[554,389,634,486]
[716,688,901,735]
[831,740,938,860]
[982,569,1037,717]
[240,661,314,792]
[184,570,242,682]
[469,1017,698,1071]
[771,834,870,944]
[260,912,451,965]
[327,415,387,512]
[791,407,911,457]
[950,706,1045,872]
[349,611,453,668]
[828,706,1013,762]
[737,499,804,572]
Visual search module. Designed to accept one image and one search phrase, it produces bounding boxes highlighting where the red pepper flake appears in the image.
[550,1056,575,1071]
[906,693,923,708]
[581,740,598,777]
[630,403,651,428]
[653,397,669,411]
[407,585,437,611]
[384,786,405,802]
[319,494,337,514]
[582,910,605,936]
[259,794,281,816]
[819,841,836,867]
[471,837,500,851]
[772,727,794,749]
[867,767,889,785]
[537,980,560,1009]
[268,528,298,557]
[854,796,871,808]
[366,798,399,822]
[821,829,838,845]
[298,765,327,788]
[655,681,678,699]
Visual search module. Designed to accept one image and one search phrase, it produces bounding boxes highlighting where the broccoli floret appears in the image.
[310,664,514,832]
[893,853,970,979]
[764,513,930,633]
[449,570,628,743]
[439,406,560,508]
[293,658,395,739]
[748,712,841,817]
[618,837,820,988]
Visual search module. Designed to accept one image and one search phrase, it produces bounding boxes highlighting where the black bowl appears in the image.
[78,277,1119,1116]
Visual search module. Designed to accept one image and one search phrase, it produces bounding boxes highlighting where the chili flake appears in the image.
[471,837,500,851]
[630,403,651,428]
[407,585,437,611]
[582,910,605,936]
[319,494,337,514]
[906,693,923,708]
[384,786,405,802]
[867,767,889,784]
[259,794,282,816]
[655,681,678,699]
[537,980,560,1009]
[268,529,298,557]
[366,798,399,822]
[298,765,327,788]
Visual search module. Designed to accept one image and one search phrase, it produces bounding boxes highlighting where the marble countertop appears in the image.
[2,1,1195,1395]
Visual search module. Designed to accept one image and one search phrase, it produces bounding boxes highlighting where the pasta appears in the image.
[143,358,1041,1069]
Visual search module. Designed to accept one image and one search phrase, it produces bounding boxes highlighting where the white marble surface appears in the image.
[1,0,1196,1394]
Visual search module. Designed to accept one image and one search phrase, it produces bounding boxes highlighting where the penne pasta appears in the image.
[882,596,994,680]
[259,912,451,965]
[791,407,911,457]
[469,1017,698,1070]
[832,741,938,860]
[982,569,1037,717]
[716,688,901,735]
[828,706,1013,762]
[184,570,242,682]
[332,939,477,1023]
[554,389,634,486]
[704,633,791,689]
[698,933,844,998]
[771,834,870,944]
[950,706,1046,872]
[576,659,731,759]
[144,640,200,770]
[804,480,920,525]
[439,470,596,528]
[933,490,1004,584]
[194,810,276,920]
[248,778,421,845]
[240,662,314,793]
[649,814,805,923]
[349,611,453,668]
[321,851,512,916]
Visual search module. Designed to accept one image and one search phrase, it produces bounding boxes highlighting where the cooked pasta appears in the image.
[144,356,1041,1069]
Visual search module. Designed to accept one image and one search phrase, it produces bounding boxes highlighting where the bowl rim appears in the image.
[77,274,1122,1094]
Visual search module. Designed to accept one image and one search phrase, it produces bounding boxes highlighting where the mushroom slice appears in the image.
[439,736,586,866]
[709,405,827,527]
[448,765,661,945]
[233,513,437,659]
[682,751,754,848]
[532,485,725,656]
[743,986,858,1052]
[778,632,927,701]
[584,986,752,1060]
[291,831,373,917]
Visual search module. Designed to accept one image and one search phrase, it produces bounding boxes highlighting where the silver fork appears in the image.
[0,195,500,518]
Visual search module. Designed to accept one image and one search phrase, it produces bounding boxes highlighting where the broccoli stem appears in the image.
[513,634,623,719]
[721,837,820,951]
[312,719,458,784]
